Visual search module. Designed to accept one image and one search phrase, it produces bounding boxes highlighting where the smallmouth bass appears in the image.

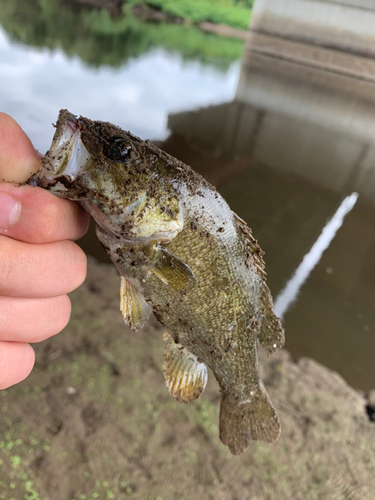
[29,110,285,455]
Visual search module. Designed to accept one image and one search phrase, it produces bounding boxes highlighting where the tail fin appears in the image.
[219,383,280,455]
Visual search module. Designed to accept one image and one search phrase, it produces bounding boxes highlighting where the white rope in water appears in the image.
[274,192,359,322]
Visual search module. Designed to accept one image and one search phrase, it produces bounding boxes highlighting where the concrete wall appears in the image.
[235,42,375,142]
[167,1,375,206]
[251,0,375,56]
[168,42,375,206]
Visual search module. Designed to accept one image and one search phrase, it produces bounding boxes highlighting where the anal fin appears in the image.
[163,335,207,403]
[120,276,151,331]
[151,247,197,293]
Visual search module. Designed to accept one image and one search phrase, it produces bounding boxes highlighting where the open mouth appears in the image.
[49,116,91,180]
[66,117,78,135]
[52,115,78,151]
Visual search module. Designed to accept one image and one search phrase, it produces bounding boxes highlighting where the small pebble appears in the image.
[66,386,77,395]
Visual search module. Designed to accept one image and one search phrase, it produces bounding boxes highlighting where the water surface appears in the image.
[1,0,374,391]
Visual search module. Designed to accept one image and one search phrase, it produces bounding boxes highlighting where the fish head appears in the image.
[29,110,183,243]
[30,109,148,199]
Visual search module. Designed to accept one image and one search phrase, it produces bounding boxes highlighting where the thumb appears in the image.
[0,112,41,183]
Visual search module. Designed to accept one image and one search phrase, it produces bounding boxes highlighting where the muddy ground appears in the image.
[0,259,374,500]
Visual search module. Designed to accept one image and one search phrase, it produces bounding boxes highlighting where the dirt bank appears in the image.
[0,259,374,500]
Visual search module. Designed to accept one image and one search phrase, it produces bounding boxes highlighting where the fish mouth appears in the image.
[48,112,91,179]
[30,111,91,188]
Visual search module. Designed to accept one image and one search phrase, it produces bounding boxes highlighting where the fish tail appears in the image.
[219,383,280,455]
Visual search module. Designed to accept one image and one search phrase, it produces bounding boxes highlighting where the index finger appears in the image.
[0,184,89,243]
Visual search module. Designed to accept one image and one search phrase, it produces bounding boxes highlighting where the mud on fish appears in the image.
[29,109,285,455]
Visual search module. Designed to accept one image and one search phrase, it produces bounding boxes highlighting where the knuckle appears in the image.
[38,197,62,241]
[37,195,89,242]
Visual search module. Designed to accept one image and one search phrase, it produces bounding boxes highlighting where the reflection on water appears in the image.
[165,22,375,391]
[0,0,243,68]
[274,193,359,321]
[0,0,240,151]
[1,0,375,391]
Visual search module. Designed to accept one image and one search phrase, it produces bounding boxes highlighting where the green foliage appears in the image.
[0,0,244,69]
[141,0,251,29]
[233,0,254,8]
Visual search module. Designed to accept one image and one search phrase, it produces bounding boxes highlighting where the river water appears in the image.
[1,1,374,391]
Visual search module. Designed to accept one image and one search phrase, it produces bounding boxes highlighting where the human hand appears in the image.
[0,112,89,389]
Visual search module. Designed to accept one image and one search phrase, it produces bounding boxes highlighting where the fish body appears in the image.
[30,110,284,455]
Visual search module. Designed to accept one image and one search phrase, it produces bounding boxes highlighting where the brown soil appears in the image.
[0,259,374,500]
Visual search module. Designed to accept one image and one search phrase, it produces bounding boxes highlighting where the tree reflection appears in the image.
[0,0,243,68]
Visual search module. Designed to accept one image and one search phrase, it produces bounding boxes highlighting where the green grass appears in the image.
[127,0,252,30]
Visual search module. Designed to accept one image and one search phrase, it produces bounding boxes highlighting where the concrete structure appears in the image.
[168,3,375,208]
[251,0,375,57]
[233,38,375,206]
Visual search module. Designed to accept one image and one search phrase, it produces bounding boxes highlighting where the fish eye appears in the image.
[103,137,131,163]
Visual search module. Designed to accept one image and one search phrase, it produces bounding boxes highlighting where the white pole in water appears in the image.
[274,192,359,322]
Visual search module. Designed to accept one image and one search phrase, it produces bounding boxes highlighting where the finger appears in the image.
[0,295,71,343]
[0,184,89,243]
[0,341,35,390]
[0,112,41,183]
[0,236,87,298]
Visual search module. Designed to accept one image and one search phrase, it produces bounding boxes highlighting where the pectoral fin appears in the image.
[163,335,207,403]
[120,276,151,331]
[151,247,197,293]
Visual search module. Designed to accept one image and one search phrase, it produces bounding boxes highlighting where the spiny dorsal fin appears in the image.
[120,276,151,331]
[232,213,266,277]
[151,246,197,292]
[233,213,284,354]
[163,335,208,403]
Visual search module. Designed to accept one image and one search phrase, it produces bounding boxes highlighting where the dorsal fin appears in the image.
[233,213,285,354]
[257,283,285,355]
[232,213,266,277]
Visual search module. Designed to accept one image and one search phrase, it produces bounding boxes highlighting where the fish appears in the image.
[29,109,285,455]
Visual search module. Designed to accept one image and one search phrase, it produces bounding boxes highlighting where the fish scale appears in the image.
[29,109,285,455]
